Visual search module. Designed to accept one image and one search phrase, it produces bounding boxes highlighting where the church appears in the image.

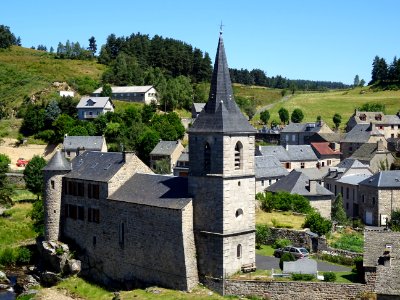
[43,31,257,291]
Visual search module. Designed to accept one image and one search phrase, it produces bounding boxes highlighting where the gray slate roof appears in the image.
[150,141,181,156]
[343,124,382,143]
[287,145,318,161]
[295,167,329,181]
[267,170,333,196]
[77,97,112,109]
[193,103,206,113]
[336,174,372,185]
[257,146,290,161]
[189,34,256,134]
[109,173,192,209]
[64,151,125,182]
[336,158,369,170]
[350,143,383,161]
[359,171,400,188]
[63,136,105,152]
[255,155,289,179]
[43,150,71,171]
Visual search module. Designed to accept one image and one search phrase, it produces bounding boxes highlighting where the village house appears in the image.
[310,142,341,167]
[267,170,333,219]
[92,85,158,105]
[280,120,334,145]
[173,147,189,177]
[76,96,114,120]
[62,136,107,159]
[346,110,400,139]
[358,170,400,226]
[254,155,289,194]
[43,32,257,291]
[149,140,184,173]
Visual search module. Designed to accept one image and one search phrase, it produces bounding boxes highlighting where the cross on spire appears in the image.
[220,21,224,35]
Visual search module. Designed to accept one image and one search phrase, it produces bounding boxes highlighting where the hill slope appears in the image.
[0,46,105,113]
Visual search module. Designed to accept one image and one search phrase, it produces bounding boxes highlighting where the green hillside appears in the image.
[266,87,400,129]
[0,46,105,112]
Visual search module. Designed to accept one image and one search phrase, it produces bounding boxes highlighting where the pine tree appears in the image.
[332,193,348,225]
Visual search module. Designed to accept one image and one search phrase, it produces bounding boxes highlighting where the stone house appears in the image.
[358,171,400,226]
[350,140,395,173]
[92,86,158,105]
[280,121,334,145]
[62,136,107,159]
[346,110,400,139]
[173,147,189,177]
[340,123,385,159]
[310,142,341,167]
[149,140,184,173]
[76,96,114,120]
[267,170,333,219]
[254,155,289,194]
[43,32,257,291]
[257,145,319,171]
[364,230,400,298]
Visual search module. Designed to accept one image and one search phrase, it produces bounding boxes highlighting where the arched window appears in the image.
[234,142,243,170]
[237,244,242,258]
[204,142,211,173]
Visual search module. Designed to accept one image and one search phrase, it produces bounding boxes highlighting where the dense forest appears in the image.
[369,55,400,89]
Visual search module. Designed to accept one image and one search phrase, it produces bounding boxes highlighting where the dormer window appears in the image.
[234,142,243,170]
[204,143,211,173]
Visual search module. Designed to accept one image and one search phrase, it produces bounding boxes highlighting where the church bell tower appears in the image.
[188,30,256,279]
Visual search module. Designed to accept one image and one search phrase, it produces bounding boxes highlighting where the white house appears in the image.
[76,97,114,120]
[92,86,158,105]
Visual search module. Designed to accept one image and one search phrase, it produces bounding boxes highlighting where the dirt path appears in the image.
[256,94,293,115]
[35,288,84,300]
[0,138,59,171]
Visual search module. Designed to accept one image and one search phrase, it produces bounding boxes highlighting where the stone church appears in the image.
[43,32,256,291]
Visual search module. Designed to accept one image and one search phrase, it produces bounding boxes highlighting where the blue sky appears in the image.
[2,0,400,84]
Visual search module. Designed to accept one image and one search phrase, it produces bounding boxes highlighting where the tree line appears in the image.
[229,68,351,91]
[369,55,400,88]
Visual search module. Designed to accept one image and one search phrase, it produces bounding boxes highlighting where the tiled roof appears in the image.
[77,97,112,109]
[189,34,256,134]
[311,142,341,156]
[150,141,182,156]
[108,173,192,209]
[43,150,71,171]
[359,171,400,188]
[92,85,154,94]
[63,136,105,152]
[255,155,289,179]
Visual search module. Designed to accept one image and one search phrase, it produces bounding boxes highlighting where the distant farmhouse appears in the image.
[280,120,334,145]
[63,136,107,159]
[43,32,257,291]
[76,96,114,120]
[92,86,158,105]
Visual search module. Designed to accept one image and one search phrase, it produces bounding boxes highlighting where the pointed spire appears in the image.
[189,31,256,134]
[43,150,71,171]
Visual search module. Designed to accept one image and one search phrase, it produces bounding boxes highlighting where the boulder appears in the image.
[40,271,61,287]
[0,271,10,284]
[64,259,81,275]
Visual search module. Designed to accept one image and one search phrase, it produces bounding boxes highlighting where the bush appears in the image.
[273,238,291,249]
[303,211,332,236]
[291,273,315,281]
[331,232,364,253]
[255,224,270,248]
[323,271,336,282]
[0,247,16,266]
[16,247,31,264]
[313,253,356,266]
[34,129,56,142]
[279,252,295,270]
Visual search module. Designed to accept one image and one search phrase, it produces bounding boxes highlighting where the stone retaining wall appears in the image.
[267,228,313,249]
[224,280,374,300]
[6,172,25,187]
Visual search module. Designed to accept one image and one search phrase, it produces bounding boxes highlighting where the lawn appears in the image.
[256,245,275,256]
[11,189,37,202]
[328,229,364,253]
[256,209,305,230]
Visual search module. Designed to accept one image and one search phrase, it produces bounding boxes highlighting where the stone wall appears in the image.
[6,172,25,187]
[266,228,313,250]
[224,280,374,300]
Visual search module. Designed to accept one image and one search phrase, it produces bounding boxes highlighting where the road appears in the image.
[256,254,352,272]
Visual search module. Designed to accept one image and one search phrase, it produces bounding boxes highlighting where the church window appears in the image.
[235,209,243,219]
[204,143,211,173]
[119,222,125,246]
[237,244,242,258]
[234,142,243,170]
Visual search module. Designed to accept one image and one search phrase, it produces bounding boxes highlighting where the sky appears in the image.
[2,0,400,85]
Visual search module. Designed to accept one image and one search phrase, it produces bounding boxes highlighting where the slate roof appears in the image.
[257,146,290,161]
[350,143,386,161]
[336,174,372,185]
[311,132,343,143]
[352,111,400,125]
[64,151,125,182]
[359,171,400,188]
[43,150,71,171]
[267,170,333,196]
[311,142,341,156]
[336,158,369,170]
[295,167,329,181]
[108,173,192,209]
[255,155,289,179]
[93,85,154,94]
[150,141,182,156]
[281,123,307,133]
[177,147,189,163]
[193,103,206,113]
[343,124,382,143]
[63,136,105,152]
[287,145,318,161]
[189,33,256,134]
[77,97,112,109]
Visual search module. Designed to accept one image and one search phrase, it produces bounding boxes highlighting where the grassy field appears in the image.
[0,46,105,110]
[256,209,305,230]
[267,87,400,129]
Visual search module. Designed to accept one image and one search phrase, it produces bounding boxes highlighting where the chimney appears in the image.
[377,139,385,152]
[308,180,317,194]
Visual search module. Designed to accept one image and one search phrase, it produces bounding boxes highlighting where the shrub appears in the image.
[291,273,315,281]
[273,238,291,249]
[279,252,295,270]
[323,271,336,282]
[16,247,31,264]
[255,224,270,248]
[303,211,332,236]
[331,232,364,253]
[0,247,16,266]
[313,253,355,266]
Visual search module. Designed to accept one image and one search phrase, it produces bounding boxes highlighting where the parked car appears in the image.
[273,246,309,259]
[16,158,29,167]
